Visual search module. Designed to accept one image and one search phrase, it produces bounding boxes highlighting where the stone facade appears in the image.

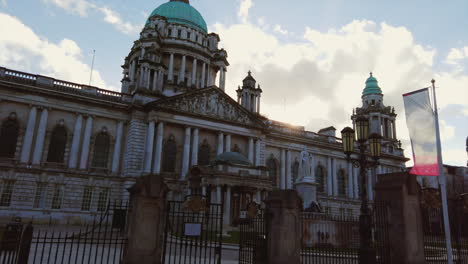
[0,0,407,225]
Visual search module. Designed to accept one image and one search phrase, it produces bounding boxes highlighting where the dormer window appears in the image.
[187,32,191,40]
[178,29,182,38]
[168,29,172,37]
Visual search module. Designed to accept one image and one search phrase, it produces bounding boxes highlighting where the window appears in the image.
[0,113,19,158]
[187,32,191,40]
[198,140,211,166]
[0,180,14,207]
[51,184,64,209]
[162,135,177,172]
[316,165,325,193]
[291,160,299,183]
[233,144,241,153]
[97,188,110,212]
[195,35,198,42]
[81,186,93,211]
[168,28,172,37]
[178,29,182,38]
[92,129,110,168]
[266,156,278,185]
[33,183,47,208]
[338,169,347,197]
[47,123,67,163]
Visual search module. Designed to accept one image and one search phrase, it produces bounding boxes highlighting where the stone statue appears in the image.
[299,150,311,182]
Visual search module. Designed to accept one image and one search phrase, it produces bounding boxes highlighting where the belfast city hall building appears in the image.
[0,0,407,225]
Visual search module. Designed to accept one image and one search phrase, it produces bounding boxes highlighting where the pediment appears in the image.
[149,87,265,127]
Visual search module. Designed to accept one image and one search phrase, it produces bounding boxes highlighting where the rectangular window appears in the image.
[97,188,110,212]
[168,29,172,37]
[178,29,182,38]
[81,186,93,211]
[51,184,64,209]
[0,180,14,207]
[187,32,191,40]
[33,183,47,209]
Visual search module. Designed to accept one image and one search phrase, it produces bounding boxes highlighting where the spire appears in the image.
[170,0,189,4]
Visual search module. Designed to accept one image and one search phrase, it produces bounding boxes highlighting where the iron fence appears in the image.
[238,209,266,264]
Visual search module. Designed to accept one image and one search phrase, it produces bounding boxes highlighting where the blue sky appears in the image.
[0,0,467,166]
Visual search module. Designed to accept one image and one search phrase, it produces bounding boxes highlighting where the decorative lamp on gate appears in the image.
[355,116,369,142]
[369,133,382,159]
[341,127,355,156]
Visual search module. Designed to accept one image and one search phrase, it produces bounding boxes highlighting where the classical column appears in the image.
[223,186,231,225]
[181,127,191,180]
[191,128,199,166]
[216,186,222,204]
[248,138,254,163]
[153,122,164,174]
[222,68,227,91]
[168,53,174,82]
[368,170,374,201]
[20,106,37,163]
[152,71,158,91]
[217,132,224,155]
[257,94,261,113]
[68,114,83,168]
[332,158,338,196]
[255,139,261,166]
[191,58,197,87]
[219,67,226,91]
[392,120,397,139]
[32,108,48,165]
[157,70,164,92]
[225,134,231,152]
[279,149,286,189]
[327,157,333,195]
[347,161,354,198]
[79,116,93,169]
[207,66,212,86]
[201,63,206,88]
[129,60,135,82]
[310,154,316,182]
[354,167,359,199]
[111,121,124,173]
[144,121,155,173]
[286,150,292,189]
[255,191,261,204]
[252,95,257,112]
[179,55,186,85]
[146,68,151,89]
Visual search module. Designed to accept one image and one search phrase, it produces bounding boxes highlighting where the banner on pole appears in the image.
[403,88,439,176]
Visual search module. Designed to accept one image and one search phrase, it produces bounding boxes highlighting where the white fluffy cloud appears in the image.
[446,46,468,64]
[42,0,140,35]
[0,13,115,90]
[238,0,252,24]
[213,1,468,166]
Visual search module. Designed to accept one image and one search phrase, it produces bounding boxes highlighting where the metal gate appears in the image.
[162,195,223,264]
[238,203,266,264]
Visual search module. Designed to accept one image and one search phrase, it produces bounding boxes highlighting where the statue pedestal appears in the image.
[294,180,318,210]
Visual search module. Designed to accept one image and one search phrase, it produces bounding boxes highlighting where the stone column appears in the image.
[112,121,124,173]
[191,128,199,166]
[327,157,333,195]
[181,127,191,180]
[310,154,316,183]
[392,120,397,140]
[257,94,261,113]
[219,67,226,91]
[216,185,222,204]
[225,134,231,152]
[354,167,359,199]
[368,170,374,201]
[265,190,301,264]
[152,71,158,91]
[168,53,174,82]
[217,132,224,155]
[191,58,197,87]
[248,138,254,164]
[201,63,206,88]
[32,108,48,165]
[129,61,135,82]
[20,106,37,163]
[223,186,231,226]
[280,149,286,189]
[252,95,257,112]
[153,122,164,174]
[157,70,164,92]
[255,139,261,166]
[286,150,292,189]
[207,66,212,86]
[79,116,93,169]
[347,161,354,198]
[68,114,83,168]
[179,55,186,85]
[374,172,425,264]
[332,158,338,196]
[144,121,155,173]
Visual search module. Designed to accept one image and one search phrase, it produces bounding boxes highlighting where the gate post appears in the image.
[17,223,33,264]
[265,190,302,264]
[374,172,425,264]
[123,175,168,264]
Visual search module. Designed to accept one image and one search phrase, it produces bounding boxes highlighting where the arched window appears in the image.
[291,160,299,183]
[198,139,211,166]
[338,169,347,197]
[0,113,19,158]
[47,122,67,163]
[267,155,278,185]
[316,165,325,193]
[162,135,177,172]
[92,129,110,168]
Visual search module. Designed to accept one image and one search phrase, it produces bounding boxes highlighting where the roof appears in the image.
[146,0,208,33]
[211,152,252,166]
[363,73,383,96]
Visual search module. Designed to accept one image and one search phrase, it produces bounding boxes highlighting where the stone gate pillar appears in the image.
[123,175,168,264]
[265,190,302,264]
[375,172,425,264]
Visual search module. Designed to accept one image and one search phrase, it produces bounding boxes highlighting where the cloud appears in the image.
[0,0,7,8]
[42,0,141,35]
[446,46,468,64]
[274,25,288,35]
[0,13,115,91]
[238,0,252,23]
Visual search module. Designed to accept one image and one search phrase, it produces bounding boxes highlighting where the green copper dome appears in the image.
[146,0,208,33]
[363,73,382,96]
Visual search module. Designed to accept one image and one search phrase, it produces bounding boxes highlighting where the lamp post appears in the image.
[341,116,382,264]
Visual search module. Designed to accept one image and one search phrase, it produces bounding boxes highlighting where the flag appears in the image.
[403,88,439,176]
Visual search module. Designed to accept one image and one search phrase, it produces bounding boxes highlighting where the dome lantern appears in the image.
[146,0,207,33]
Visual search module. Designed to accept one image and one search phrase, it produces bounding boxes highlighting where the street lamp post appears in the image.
[341,116,382,264]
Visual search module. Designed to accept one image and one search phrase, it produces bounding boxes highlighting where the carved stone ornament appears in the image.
[421,188,442,209]
[154,88,259,126]
[246,202,260,219]
[183,195,208,213]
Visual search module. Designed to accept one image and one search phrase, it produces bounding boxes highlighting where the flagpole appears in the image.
[432,79,453,263]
